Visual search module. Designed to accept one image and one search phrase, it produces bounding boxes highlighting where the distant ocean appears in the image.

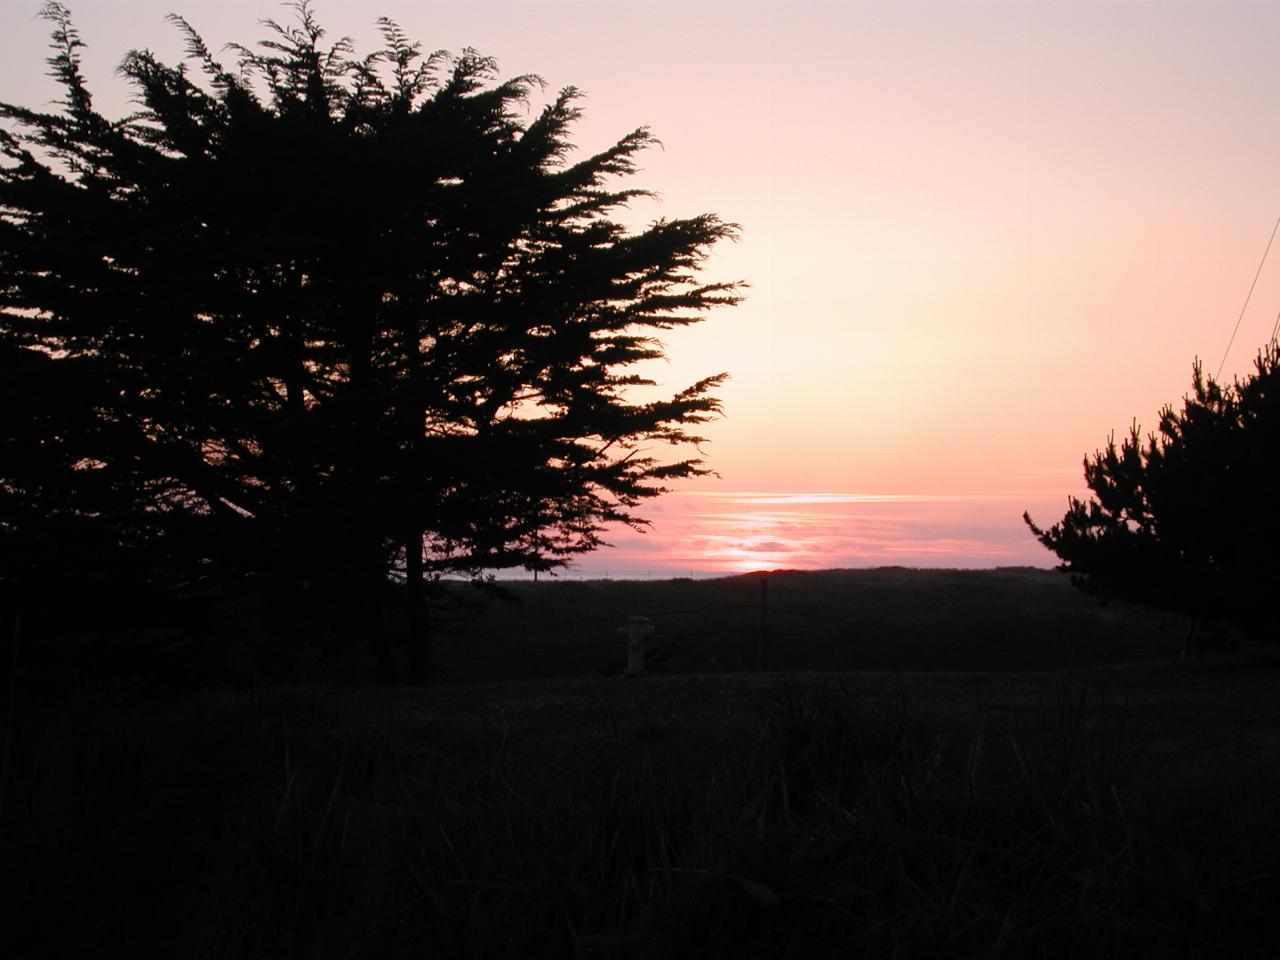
[506,489,1076,580]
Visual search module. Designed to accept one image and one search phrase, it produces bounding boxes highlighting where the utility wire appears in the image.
[1218,213,1280,379]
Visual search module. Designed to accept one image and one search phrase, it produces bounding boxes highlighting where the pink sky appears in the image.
[5,1,1279,574]
[594,490,1072,578]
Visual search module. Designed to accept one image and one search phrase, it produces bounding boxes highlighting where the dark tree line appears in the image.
[0,3,740,681]
[1027,345,1280,656]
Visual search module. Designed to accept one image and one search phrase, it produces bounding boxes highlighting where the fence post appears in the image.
[625,614,653,676]
[757,573,768,669]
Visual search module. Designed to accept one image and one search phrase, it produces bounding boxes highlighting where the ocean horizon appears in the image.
[476,488,1075,580]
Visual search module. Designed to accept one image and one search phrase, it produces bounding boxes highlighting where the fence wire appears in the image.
[430,596,919,667]
[425,578,1160,673]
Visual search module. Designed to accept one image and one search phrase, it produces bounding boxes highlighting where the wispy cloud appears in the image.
[586,488,1067,575]
[681,491,995,506]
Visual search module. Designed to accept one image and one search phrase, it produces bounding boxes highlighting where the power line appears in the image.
[1217,212,1280,379]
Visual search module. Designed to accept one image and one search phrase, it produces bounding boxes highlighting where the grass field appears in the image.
[3,569,1276,958]
[428,567,1187,682]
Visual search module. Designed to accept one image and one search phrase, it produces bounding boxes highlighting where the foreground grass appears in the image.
[5,654,1279,958]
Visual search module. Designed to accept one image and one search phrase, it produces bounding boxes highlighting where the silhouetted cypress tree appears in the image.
[1026,345,1280,654]
[1,3,740,678]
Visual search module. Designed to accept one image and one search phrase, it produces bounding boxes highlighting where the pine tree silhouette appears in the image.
[0,3,741,680]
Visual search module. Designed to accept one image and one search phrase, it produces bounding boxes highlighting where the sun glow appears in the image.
[692,518,818,573]
[589,489,1070,577]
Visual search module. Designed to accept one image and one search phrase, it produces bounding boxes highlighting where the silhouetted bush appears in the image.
[1028,345,1280,651]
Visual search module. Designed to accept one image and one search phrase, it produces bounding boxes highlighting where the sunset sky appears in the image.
[5,0,1280,575]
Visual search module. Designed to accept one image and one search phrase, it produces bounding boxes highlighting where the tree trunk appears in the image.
[355,550,400,685]
[405,530,430,683]
[401,305,428,683]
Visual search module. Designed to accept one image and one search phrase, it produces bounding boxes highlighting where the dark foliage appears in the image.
[0,3,740,676]
[1026,345,1280,640]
